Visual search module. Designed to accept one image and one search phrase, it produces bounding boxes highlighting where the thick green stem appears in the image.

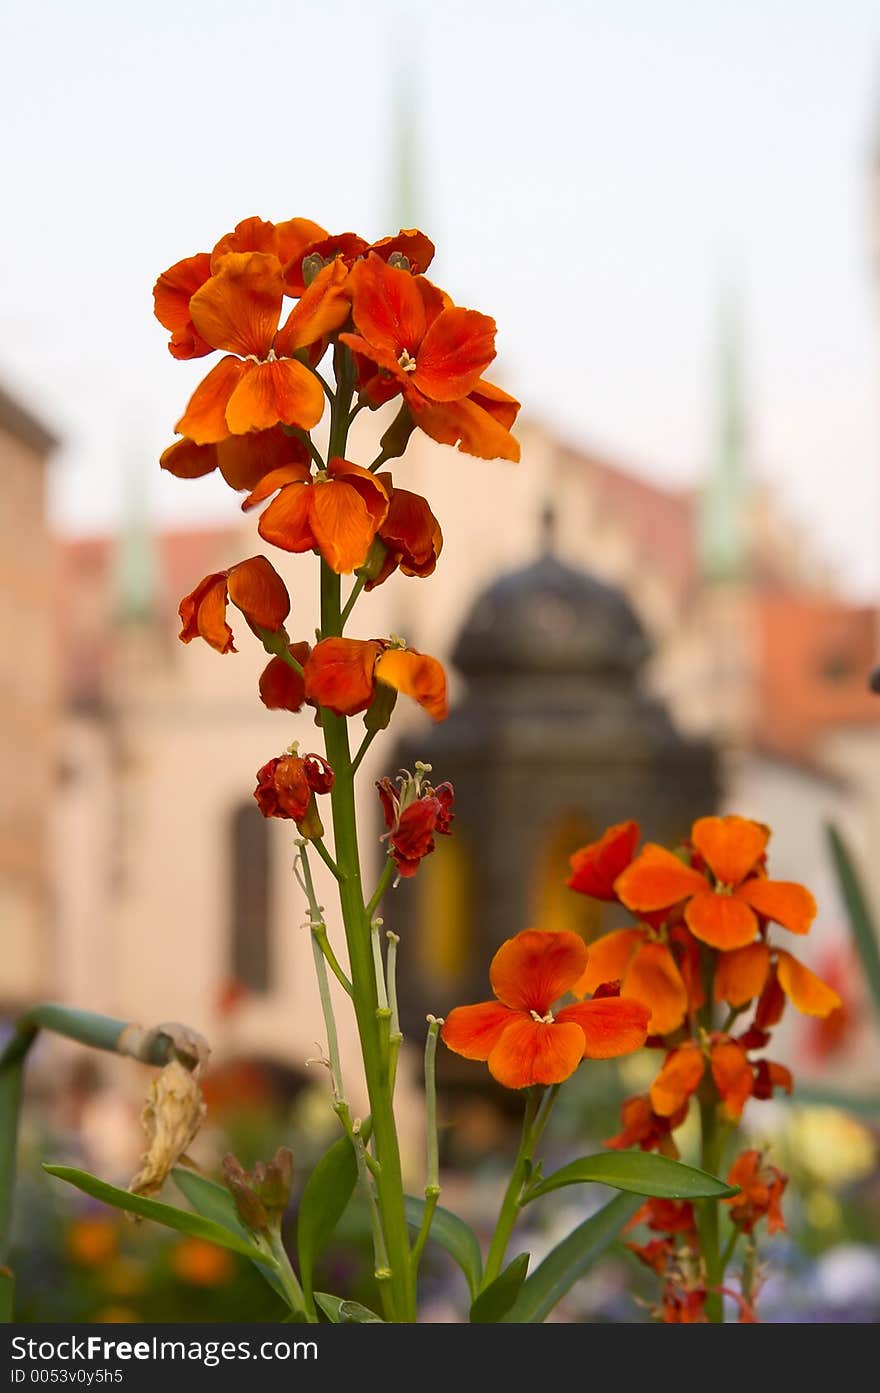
[482,1087,559,1287]
[696,948,725,1323]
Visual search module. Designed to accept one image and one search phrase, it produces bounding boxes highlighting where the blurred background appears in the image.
[2,0,880,1322]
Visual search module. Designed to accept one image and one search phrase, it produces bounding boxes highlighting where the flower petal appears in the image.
[215,427,309,492]
[369,480,442,585]
[369,229,436,275]
[153,252,213,359]
[211,217,280,264]
[412,307,497,401]
[555,997,650,1059]
[691,816,769,888]
[309,480,379,573]
[327,458,389,530]
[226,556,290,632]
[470,377,521,429]
[710,1039,753,1120]
[274,259,352,354]
[734,878,816,936]
[256,482,315,554]
[615,844,707,913]
[189,251,284,358]
[487,1017,586,1089]
[776,950,843,1017]
[175,356,247,444]
[572,928,642,996]
[259,642,310,713]
[374,647,448,721]
[225,359,324,434]
[623,942,689,1036]
[160,438,218,479]
[347,253,427,355]
[567,821,641,900]
[178,573,234,653]
[714,942,771,1007]
[440,1001,515,1060]
[303,638,383,717]
[649,1043,705,1117]
[489,928,588,1014]
[405,391,521,461]
[685,891,758,950]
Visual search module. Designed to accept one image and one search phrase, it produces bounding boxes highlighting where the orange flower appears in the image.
[175,254,350,443]
[302,638,448,721]
[171,1237,235,1287]
[615,815,816,951]
[178,556,290,654]
[377,773,454,878]
[649,1035,754,1121]
[567,821,640,900]
[606,1094,689,1158]
[341,253,496,407]
[725,1150,787,1234]
[365,477,443,587]
[254,751,334,827]
[67,1216,119,1266]
[572,927,688,1036]
[242,458,389,574]
[160,425,309,493]
[258,641,312,713]
[402,377,522,463]
[714,941,842,1018]
[441,929,649,1090]
[284,227,436,296]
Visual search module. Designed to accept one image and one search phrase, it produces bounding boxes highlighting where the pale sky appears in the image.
[2,0,879,593]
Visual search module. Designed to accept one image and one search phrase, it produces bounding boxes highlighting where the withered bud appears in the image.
[128,1059,206,1200]
[221,1147,295,1233]
[364,680,398,734]
[222,1154,270,1231]
[260,1147,295,1214]
[379,403,416,461]
[296,794,325,842]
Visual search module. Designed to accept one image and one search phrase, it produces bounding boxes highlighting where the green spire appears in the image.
[388,45,419,231]
[698,291,749,583]
[113,445,158,626]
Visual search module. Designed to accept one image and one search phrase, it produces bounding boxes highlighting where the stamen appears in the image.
[397,348,417,373]
[530,1009,554,1025]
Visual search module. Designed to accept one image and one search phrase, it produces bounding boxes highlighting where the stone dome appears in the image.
[452,551,651,679]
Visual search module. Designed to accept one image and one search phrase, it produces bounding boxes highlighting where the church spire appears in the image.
[113,438,159,627]
[698,291,749,583]
[387,32,421,232]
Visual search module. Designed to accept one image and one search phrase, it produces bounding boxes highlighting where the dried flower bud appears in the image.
[221,1146,295,1233]
[129,1059,205,1199]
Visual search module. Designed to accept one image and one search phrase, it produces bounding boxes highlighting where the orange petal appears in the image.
[370,480,442,583]
[710,1039,753,1120]
[555,997,650,1059]
[412,307,497,401]
[623,942,689,1036]
[470,377,521,430]
[160,438,218,479]
[256,482,315,554]
[225,359,324,435]
[242,463,312,509]
[374,647,448,721]
[347,253,427,355]
[487,1016,586,1089]
[178,573,234,653]
[691,816,769,887]
[258,641,310,712]
[369,229,436,275]
[175,356,246,444]
[226,556,290,632]
[615,844,707,914]
[327,458,389,525]
[567,821,641,900]
[215,427,309,492]
[776,950,843,1018]
[572,928,641,996]
[714,942,770,1007]
[211,217,280,264]
[685,891,758,950]
[309,480,380,573]
[406,388,520,461]
[735,878,816,936]
[489,928,588,1014]
[649,1043,705,1117]
[274,259,351,355]
[153,252,213,359]
[189,251,284,358]
[440,1001,516,1061]
[275,217,328,271]
[302,638,383,717]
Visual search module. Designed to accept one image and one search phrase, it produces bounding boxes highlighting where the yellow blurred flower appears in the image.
[782,1107,877,1187]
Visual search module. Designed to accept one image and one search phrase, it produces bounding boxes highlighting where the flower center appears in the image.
[397,348,418,373]
[530,1009,554,1025]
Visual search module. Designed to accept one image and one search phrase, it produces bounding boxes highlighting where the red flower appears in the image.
[605,1094,689,1158]
[302,638,447,722]
[254,751,334,830]
[178,556,290,654]
[725,1150,787,1234]
[160,425,310,493]
[572,927,688,1036]
[567,821,640,899]
[377,773,454,878]
[365,477,443,588]
[649,1035,754,1122]
[243,457,389,575]
[714,941,841,1018]
[441,930,649,1090]
[258,641,312,713]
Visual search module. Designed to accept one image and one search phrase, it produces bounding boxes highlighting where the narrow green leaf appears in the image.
[826,822,880,1025]
[44,1164,269,1261]
[502,1192,642,1323]
[314,1292,383,1323]
[297,1135,359,1305]
[524,1151,737,1203]
[0,1268,13,1323]
[171,1167,286,1302]
[470,1253,529,1323]
[404,1195,482,1299]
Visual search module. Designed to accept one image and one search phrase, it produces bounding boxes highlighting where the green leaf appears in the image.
[0,1268,12,1323]
[826,822,880,1026]
[171,1167,286,1302]
[524,1151,737,1203]
[404,1195,482,1299]
[314,1292,383,1323]
[296,1135,359,1306]
[470,1253,529,1323]
[44,1164,269,1261]
[502,1192,642,1323]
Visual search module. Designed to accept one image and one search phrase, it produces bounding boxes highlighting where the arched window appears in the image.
[229,801,272,993]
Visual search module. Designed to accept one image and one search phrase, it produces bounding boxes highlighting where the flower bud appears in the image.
[379,403,416,461]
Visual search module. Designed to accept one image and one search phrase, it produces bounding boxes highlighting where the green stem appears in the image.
[340,576,366,632]
[351,728,378,777]
[310,836,344,883]
[696,948,725,1323]
[366,858,395,920]
[482,1087,558,1287]
[266,1229,309,1318]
